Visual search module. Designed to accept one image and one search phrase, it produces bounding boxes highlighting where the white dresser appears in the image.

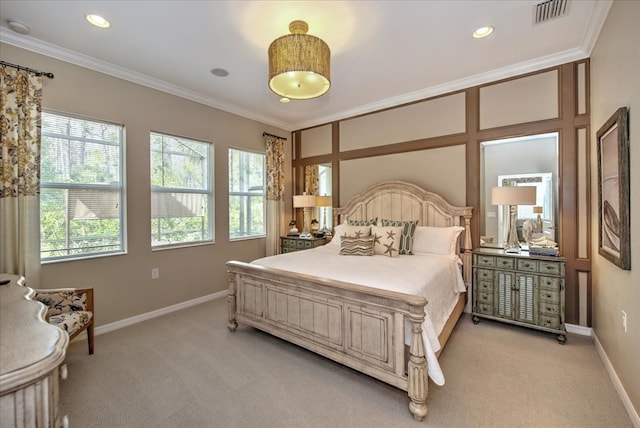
[0,283,69,427]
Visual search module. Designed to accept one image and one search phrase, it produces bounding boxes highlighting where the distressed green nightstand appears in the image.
[280,236,326,253]
[472,247,567,344]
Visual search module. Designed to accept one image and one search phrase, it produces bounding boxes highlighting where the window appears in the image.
[40,112,125,261]
[150,132,213,248]
[229,148,265,239]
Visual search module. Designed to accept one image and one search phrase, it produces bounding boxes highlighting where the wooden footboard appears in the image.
[227,261,430,421]
[228,180,472,421]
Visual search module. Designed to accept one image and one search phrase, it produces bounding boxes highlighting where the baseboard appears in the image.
[94,290,226,336]
[565,323,592,336]
[592,331,640,427]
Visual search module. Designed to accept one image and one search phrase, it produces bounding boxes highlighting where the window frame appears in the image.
[228,147,266,241]
[150,131,214,250]
[40,110,127,263]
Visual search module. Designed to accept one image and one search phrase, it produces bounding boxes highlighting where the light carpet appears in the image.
[59,297,632,427]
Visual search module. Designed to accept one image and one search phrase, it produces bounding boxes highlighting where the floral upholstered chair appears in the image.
[0,274,95,354]
[33,287,95,355]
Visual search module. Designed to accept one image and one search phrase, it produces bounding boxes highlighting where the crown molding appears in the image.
[297,46,589,130]
[2,0,612,132]
[0,29,292,131]
[580,0,613,56]
[297,1,613,130]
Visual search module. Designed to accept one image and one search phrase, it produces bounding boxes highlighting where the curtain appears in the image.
[304,164,319,195]
[265,134,285,256]
[0,66,43,285]
[304,164,320,225]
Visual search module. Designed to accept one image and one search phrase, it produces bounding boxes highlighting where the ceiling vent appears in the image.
[534,0,569,24]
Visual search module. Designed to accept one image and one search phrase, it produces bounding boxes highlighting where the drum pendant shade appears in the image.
[268,20,331,100]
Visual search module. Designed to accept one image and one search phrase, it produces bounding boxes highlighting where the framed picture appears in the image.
[597,107,630,270]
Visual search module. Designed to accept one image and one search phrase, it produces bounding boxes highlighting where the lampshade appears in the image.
[268,20,331,100]
[293,194,317,208]
[315,195,332,207]
[491,186,537,206]
[533,206,543,214]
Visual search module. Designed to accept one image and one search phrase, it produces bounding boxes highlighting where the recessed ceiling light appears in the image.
[7,20,30,34]
[211,68,229,77]
[472,26,494,39]
[86,14,110,28]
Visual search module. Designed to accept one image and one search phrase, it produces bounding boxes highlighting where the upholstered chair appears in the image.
[0,274,94,354]
[33,288,95,354]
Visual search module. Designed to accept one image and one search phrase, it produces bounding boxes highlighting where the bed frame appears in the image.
[227,181,472,421]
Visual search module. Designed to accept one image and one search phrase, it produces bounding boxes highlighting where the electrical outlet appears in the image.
[622,311,627,333]
[151,268,159,279]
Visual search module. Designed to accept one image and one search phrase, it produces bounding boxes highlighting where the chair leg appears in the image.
[87,323,94,355]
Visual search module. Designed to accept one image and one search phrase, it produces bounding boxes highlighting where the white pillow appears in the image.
[328,224,345,246]
[412,226,465,256]
[371,225,403,257]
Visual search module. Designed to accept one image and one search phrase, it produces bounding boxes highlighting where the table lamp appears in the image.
[315,195,332,235]
[491,186,537,253]
[292,194,317,239]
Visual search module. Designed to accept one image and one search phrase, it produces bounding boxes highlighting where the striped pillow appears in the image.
[380,219,418,254]
[339,235,375,256]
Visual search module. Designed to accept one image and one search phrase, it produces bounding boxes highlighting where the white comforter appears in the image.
[251,243,466,385]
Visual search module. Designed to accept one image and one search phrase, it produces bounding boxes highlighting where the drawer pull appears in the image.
[524,263,531,268]
[545,293,552,298]
[546,266,554,270]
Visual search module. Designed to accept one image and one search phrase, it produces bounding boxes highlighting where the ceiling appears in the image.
[0,1,611,131]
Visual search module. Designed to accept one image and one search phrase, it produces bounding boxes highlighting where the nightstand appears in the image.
[472,247,567,344]
[280,236,326,253]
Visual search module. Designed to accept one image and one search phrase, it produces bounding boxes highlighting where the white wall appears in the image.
[1,43,291,326]
[590,0,640,417]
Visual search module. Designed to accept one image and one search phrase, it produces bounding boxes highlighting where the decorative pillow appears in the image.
[412,226,465,256]
[340,235,375,256]
[346,218,377,226]
[380,219,418,254]
[341,224,371,238]
[371,225,403,257]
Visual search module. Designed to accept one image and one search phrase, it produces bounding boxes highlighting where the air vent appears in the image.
[534,0,569,24]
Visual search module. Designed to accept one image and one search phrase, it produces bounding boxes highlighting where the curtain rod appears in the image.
[262,132,287,140]
[0,60,55,79]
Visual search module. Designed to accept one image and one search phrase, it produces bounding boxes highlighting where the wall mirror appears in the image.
[303,163,333,233]
[480,133,559,248]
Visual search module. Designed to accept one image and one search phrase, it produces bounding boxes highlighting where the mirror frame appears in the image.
[480,132,559,248]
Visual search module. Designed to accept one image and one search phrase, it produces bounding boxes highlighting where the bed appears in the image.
[227,180,472,421]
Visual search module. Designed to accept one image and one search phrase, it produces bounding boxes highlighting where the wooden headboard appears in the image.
[333,180,473,287]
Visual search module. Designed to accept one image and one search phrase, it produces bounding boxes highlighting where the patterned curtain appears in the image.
[0,66,43,285]
[304,164,320,224]
[304,164,319,195]
[265,134,285,256]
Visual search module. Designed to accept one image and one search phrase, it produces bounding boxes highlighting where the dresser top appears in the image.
[473,247,566,262]
[281,236,326,241]
[0,284,68,393]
